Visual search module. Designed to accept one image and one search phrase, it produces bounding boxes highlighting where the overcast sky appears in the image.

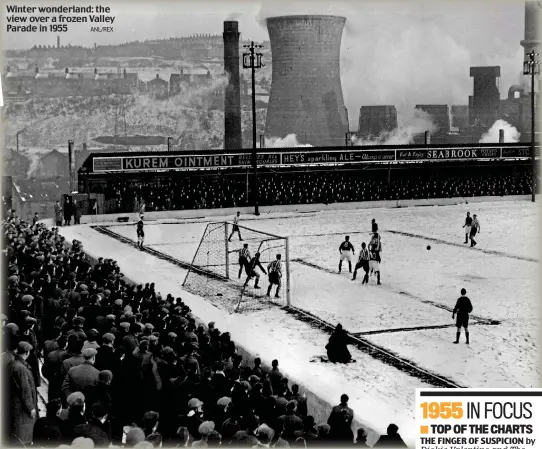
[1,0,533,117]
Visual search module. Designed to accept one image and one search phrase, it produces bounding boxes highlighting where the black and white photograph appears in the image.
[1,0,540,448]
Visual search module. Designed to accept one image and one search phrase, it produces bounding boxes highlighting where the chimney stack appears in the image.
[57,35,60,48]
[521,1,541,55]
[68,140,76,193]
[499,129,505,143]
[424,131,431,145]
[223,21,242,149]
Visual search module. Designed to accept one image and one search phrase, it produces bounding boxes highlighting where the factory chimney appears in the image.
[265,15,349,147]
[57,35,60,48]
[223,21,242,149]
[520,1,541,55]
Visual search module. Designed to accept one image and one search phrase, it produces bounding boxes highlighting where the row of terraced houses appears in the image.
[1,66,217,98]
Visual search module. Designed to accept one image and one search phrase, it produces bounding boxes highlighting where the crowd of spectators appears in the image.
[2,211,408,448]
[94,169,536,213]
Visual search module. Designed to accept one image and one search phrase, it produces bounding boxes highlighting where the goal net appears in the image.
[182,221,291,314]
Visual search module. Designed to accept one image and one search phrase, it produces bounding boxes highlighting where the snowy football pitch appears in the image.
[109,200,539,389]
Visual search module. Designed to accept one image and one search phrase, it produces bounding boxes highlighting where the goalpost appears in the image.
[182,221,291,313]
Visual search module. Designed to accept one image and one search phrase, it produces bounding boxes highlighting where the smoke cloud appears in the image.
[479,119,520,143]
[352,108,436,146]
[262,133,313,148]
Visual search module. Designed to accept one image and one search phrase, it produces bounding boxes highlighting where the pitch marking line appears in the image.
[286,306,461,389]
[291,258,501,326]
[387,229,537,263]
[92,225,461,388]
[351,322,492,336]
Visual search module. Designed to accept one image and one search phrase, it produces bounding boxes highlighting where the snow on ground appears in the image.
[58,224,433,447]
[70,200,539,447]
[109,200,539,391]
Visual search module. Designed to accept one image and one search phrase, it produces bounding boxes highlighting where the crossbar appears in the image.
[224,221,286,240]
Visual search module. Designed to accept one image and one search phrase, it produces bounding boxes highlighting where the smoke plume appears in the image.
[479,119,520,143]
[262,133,314,148]
[352,108,436,146]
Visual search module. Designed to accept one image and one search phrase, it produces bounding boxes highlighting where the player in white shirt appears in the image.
[470,214,480,247]
[266,254,282,298]
[338,236,355,273]
[463,212,473,244]
[352,242,370,284]
[237,243,251,278]
[228,211,243,242]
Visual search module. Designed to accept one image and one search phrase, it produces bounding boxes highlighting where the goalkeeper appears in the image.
[243,252,267,289]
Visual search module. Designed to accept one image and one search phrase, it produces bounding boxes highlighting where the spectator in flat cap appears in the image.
[277,400,304,444]
[6,341,38,446]
[141,411,160,437]
[327,394,354,443]
[287,384,308,417]
[32,398,63,447]
[83,329,100,351]
[41,336,69,402]
[59,394,87,442]
[87,402,112,445]
[68,317,87,342]
[61,338,85,380]
[94,333,117,372]
[2,322,20,365]
[85,370,113,415]
[126,427,146,447]
[62,348,100,400]
[354,428,370,447]
[73,422,109,448]
[374,423,408,448]
[71,436,95,449]
[256,424,275,447]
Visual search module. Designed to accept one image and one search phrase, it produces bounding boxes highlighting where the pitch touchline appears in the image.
[291,258,501,326]
[386,230,537,263]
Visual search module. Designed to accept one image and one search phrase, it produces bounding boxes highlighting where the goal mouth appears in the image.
[182,221,291,314]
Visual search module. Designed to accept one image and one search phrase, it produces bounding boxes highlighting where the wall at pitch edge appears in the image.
[60,194,534,224]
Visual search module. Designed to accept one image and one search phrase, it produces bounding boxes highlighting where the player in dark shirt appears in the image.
[452,288,473,344]
[243,252,267,289]
[371,219,379,233]
[136,219,145,250]
[463,212,473,244]
[339,236,355,273]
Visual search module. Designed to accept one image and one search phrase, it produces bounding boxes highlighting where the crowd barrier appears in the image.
[69,194,533,225]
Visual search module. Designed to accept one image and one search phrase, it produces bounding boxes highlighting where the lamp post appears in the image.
[243,41,264,216]
[523,50,540,202]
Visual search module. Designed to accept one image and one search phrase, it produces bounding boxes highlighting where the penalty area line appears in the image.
[351,320,495,336]
[386,229,537,263]
[291,258,501,326]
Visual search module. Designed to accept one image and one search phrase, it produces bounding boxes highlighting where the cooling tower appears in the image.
[265,15,349,147]
[223,21,242,149]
